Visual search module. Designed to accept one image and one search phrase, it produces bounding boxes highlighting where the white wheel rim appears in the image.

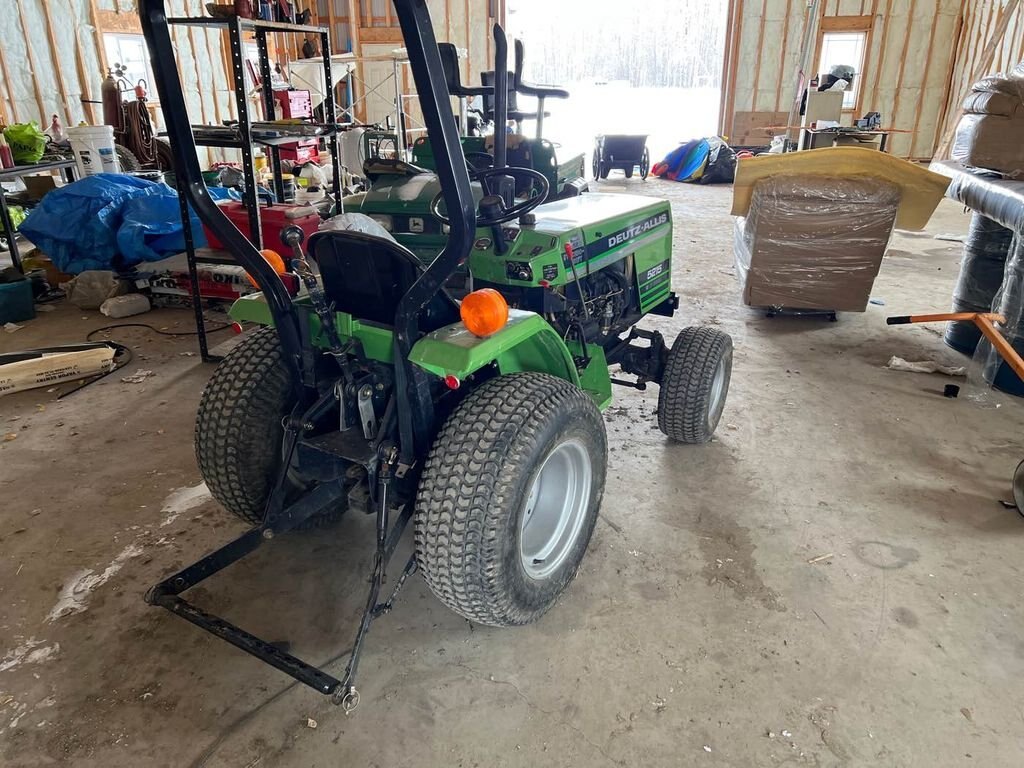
[520,438,593,580]
[707,354,728,430]
[1014,460,1024,511]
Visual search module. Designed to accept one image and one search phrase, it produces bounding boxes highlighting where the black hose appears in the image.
[85,321,231,341]
[56,320,232,398]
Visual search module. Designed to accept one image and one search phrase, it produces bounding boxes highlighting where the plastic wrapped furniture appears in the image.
[973,234,1024,395]
[951,63,1024,175]
[945,213,1014,354]
[734,174,900,312]
[930,160,1024,394]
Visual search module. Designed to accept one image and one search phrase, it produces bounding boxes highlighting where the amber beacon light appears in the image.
[460,288,510,337]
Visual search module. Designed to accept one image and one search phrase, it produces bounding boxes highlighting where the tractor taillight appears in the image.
[444,375,461,390]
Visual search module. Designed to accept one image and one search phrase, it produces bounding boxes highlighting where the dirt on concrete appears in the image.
[2,180,1023,768]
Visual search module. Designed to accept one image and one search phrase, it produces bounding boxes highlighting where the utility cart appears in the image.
[593,134,650,180]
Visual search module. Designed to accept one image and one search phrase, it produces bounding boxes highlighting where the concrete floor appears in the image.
[2,180,1024,768]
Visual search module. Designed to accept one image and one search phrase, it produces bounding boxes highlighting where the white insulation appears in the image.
[0,0,115,127]
[0,0,491,163]
[1,0,249,164]
[729,0,964,158]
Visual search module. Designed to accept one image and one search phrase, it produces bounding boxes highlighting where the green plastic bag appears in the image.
[4,122,47,164]
[9,205,26,230]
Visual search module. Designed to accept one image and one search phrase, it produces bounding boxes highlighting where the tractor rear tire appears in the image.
[195,327,343,528]
[415,373,607,627]
[658,327,733,444]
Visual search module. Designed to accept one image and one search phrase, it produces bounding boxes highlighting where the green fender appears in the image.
[231,298,612,409]
[408,309,580,386]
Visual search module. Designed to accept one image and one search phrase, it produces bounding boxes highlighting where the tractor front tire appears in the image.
[195,327,343,528]
[658,327,733,444]
[415,373,607,627]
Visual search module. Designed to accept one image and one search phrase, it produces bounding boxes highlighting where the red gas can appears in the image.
[273,89,312,119]
[203,201,321,251]
[278,138,319,164]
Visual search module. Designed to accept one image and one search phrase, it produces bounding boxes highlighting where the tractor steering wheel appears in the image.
[464,151,494,174]
[431,166,550,227]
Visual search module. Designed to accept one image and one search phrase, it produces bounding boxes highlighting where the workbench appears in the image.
[797,127,891,152]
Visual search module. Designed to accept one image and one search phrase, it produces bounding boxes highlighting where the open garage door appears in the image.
[505,0,729,166]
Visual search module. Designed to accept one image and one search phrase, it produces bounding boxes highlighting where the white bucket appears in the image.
[67,125,120,177]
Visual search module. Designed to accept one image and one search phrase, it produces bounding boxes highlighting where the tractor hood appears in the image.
[352,172,485,214]
[528,193,669,236]
[361,172,443,208]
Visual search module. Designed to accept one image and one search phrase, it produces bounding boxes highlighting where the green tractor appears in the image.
[346,39,587,265]
[140,0,732,711]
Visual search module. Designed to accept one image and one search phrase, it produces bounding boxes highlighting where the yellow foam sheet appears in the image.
[731,147,951,231]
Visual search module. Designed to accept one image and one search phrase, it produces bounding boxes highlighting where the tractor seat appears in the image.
[306,230,459,333]
[439,43,491,100]
[513,40,570,100]
[362,157,430,182]
[480,71,549,124]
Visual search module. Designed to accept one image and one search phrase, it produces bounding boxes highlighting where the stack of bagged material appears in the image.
[952,64,1024,175]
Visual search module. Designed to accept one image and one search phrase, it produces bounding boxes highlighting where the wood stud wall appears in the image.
[722,0,979,159]
[936,0,1024,157]
[0,0,493,137]
[5,0,1022,162]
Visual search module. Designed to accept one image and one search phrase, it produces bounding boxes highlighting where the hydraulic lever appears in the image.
[281,226,347,356]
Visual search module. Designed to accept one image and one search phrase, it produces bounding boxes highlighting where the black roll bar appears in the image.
[390,0,477,464]
[492,25,509,170]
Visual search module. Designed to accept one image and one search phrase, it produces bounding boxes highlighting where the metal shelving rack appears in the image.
[167,15,342,361]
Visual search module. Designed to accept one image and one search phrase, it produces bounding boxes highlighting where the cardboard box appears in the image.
[21,174,60,200]
[730,111,788,146]
[803,91,844,126]
[734,175,900,312]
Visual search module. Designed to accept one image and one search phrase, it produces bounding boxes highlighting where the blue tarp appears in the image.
[651,137,737,185]
[651,139,710,182]
[19,173,236,274]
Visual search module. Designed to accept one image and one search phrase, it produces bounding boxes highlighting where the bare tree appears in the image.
[506,0,728,88]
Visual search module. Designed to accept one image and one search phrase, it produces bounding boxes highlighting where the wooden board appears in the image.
[731,110,789,145]
[0,348,116,397]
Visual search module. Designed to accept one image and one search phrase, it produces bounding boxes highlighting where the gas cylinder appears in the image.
[101,70,122,128]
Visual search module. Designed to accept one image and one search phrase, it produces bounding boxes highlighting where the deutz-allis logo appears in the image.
[606,212,669,249]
